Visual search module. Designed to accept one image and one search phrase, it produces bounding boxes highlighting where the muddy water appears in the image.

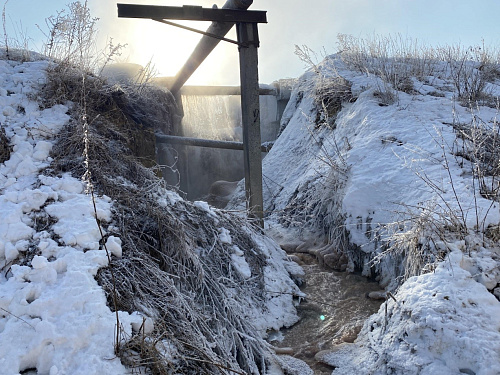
[270,254,383,374]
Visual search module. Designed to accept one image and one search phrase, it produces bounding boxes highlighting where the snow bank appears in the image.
[230,54,500,282]
[0,59,145,374]
[229,53,500,373]
[321,250,500,375]
[0,54,302,374]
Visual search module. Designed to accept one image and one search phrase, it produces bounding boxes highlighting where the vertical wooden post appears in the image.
[237,22,264,226]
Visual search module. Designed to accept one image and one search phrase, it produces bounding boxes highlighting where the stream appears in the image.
[269,253,384,374]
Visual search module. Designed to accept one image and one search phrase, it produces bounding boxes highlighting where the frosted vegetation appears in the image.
[229,35,500,373]
[0,1,499,374]
[0,2,302,374]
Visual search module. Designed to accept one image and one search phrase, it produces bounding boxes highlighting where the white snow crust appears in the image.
[323,251,500,375]
[0,59,150,375]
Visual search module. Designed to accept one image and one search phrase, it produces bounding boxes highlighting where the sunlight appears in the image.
[114,19,240,86]
[90,0,248,86]
[126,20,203,77]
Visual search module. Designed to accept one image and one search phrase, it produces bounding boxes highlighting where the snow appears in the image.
[0,55,302,375]
[228,54,500,373]
[322,250,500,375]
[231,246,252,279]
[2,43,500,374]
[0,58,144,375]
[218,226,233,244]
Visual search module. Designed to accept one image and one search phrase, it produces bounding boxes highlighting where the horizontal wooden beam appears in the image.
[117,4,267,23]
[156,134,272,152]
[179,85,277,96]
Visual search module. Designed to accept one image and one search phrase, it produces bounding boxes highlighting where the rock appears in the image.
[493,287,500,301]
[323,252,348,271]
[205,180,239,208]
[341,325,362,343]
[275,355,314,375]
[273,347,294,355]
[292,252,316,265]
[287,255,303,265]
[296,239,322,253]
[280,243,301,253]
[367,291,387,300]
[314,343,354,363]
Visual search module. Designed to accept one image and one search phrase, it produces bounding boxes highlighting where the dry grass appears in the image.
[43,67,276,373]
[337,34,500,104]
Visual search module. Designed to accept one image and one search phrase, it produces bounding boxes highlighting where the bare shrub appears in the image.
[1,0,34,62]
[2,0,9,60]
[437,43,499,103]
[40,1,98,71]
[295,45,353,127]
[337,34,500,104]
[48,109,277,373]
[451,103,500,235]
[372,202,453,285]
[337,33,438,92]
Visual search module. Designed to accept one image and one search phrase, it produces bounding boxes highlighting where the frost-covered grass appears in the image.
[337,34,500,104]
[0,52,305,374]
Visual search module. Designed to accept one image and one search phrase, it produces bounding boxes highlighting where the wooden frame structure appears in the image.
[118,0,267,225]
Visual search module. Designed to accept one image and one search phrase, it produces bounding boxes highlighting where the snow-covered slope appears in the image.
[0,56,303,375]
[0,58,136,374]
[230,53,500,373]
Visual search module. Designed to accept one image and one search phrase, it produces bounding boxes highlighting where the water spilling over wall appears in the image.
[178,94,280,201]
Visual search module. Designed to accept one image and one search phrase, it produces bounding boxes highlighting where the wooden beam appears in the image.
[169,0,256,94]
[238,22,264,225]
[156,134,272,152]
[117,4,267,23]
[178,85,276,96]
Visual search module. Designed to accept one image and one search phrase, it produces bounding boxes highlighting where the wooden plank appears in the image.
[238,22,264,225]
[117,4,267,23]
[156,134,272,152]
[178,85,276,96]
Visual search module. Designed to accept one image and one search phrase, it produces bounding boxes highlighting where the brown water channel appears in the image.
[270,254,384,374]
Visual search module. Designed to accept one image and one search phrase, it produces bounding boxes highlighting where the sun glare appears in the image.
[124,20,239,86]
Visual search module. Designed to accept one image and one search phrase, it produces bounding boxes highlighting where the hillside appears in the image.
[230,40,500,374]
[0,53,306,374]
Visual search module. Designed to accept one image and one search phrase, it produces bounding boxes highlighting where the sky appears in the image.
[4,0,500,86]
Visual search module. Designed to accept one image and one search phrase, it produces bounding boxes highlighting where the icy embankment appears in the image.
[0,59,139,374]
[230,54,500,373]
[0,57,302,374]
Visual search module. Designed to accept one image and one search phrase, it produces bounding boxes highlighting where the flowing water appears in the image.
[175,95,280,200]
[270,254,384,374]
